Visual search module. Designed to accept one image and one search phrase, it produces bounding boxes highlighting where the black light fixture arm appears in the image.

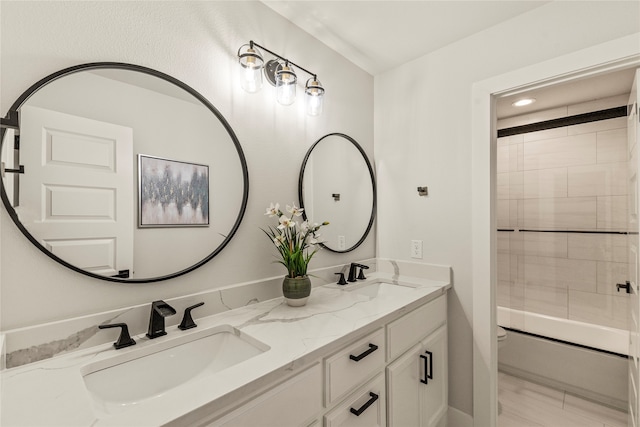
[250,40,318,79]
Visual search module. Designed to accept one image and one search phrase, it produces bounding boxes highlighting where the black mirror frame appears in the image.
[0,62,249,283]
[298,132,376,253]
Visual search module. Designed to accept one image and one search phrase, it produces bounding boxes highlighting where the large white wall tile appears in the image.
[567,163,627,197]
[509,232,524,256]
[523,168,568,199]
[511,200,520,229]
[597,128,627,164]
[523,127,568,142]
[511,282,525,311]
[497,134,525,145]
[522,197,596,229]
[497,145,510,173]
[522,232,568,258]
[509,144,520,172]
[568,291,628,329]
[567,233,627,262]
[497,173,510,200]
[498,253,511,282]
[597,195,628,230]
[596,261,629,295]
[524,285,568,318]
[497,280,512,308]
[523,255,596,292]
[523,133,596,170]
[568,116,626,136]
[498,231,511,253]
[497,200,511,228]
[509,172,524,199]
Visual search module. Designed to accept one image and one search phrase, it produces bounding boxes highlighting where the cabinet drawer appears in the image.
[213,363,322,427]
[325,328,385,405]
[324,373,386,427]
[387,294,446,361]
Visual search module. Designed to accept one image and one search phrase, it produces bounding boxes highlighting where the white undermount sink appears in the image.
[81,324,269,415]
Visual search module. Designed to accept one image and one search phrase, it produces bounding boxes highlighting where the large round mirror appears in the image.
[1,63,248,283]
[298,133,375,253]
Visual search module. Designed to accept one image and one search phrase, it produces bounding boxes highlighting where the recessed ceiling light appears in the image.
[512,98,536,107]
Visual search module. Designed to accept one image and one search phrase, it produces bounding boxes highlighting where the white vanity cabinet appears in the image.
[208,293,447,427]
[386,294,447,427]
[210,363,323,427]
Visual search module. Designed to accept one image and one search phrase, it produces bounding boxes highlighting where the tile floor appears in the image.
[498,371,627,427]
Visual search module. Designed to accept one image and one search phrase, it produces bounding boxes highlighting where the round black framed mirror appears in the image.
[298,133,376,253]
[0,62,249,283]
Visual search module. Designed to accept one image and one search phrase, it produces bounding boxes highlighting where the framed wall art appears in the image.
[138,154,209,227]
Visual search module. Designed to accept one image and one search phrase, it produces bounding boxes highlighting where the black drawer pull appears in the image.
[349,343,379,362]
[420,350,433,384]
[350,392,379,416]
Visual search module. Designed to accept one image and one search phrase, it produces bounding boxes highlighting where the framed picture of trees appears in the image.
[138,154,209,227]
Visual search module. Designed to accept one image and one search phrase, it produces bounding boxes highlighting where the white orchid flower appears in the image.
[264,202,280,217]
[286,203,304,217]
[300,220,310,233]
[273,235,286,246]
[277,215,295,230]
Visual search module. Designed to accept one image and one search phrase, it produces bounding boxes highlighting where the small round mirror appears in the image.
[298,133,375,252]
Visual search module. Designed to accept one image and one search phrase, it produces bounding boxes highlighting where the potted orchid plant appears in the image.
[263,202,328,306]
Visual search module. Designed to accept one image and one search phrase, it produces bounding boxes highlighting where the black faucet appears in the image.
[348,263,369,282]
[146,300,176,339]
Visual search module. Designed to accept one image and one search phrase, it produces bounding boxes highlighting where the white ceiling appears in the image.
[263,1,636,119]
[262,1,549,75]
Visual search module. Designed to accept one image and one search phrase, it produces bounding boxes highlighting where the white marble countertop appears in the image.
[1,272,450,427]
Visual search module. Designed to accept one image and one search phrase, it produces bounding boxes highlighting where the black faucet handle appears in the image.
[179,302,205,330]
[357,265,369,280]
[335,272,348,285]
[99,323,136,349]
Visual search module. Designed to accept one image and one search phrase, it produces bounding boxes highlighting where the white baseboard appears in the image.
[446,406,473,427]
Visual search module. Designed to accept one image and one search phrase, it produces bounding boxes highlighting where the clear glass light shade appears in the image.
[238,45,264,93]
[305,78,324,116]
[275,63,297,106]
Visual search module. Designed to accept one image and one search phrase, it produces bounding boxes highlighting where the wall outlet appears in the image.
[338,235,346,250]
[411,240,423,259]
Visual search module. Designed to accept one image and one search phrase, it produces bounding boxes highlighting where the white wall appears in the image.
[374,1,640,418]
[0,2,374,328]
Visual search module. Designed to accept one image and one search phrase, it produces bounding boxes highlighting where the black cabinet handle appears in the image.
[349,343,379,362]
[420,350,433,384]
[350,392,379,416]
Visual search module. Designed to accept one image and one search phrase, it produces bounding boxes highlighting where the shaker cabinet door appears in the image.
[387,324,447,427]
[420,325,447,427]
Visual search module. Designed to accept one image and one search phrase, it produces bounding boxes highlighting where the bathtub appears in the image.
[498,306,629,409]
[497,306,629,356]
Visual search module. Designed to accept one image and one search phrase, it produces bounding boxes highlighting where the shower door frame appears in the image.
[471,33,640,427]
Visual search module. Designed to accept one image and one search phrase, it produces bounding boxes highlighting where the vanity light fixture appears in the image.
[238,42,264,93]
[512,98,536,107]
[237,40,324,116]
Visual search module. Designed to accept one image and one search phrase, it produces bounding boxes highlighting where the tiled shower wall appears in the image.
[497,95,630,331]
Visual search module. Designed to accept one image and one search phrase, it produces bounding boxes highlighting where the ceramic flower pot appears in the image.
[282,276,311,307]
